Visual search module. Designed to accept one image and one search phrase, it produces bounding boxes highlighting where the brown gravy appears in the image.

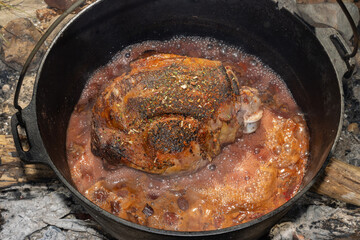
[66,36,309,231]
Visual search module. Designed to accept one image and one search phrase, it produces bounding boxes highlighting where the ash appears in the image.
[333,72,360,167]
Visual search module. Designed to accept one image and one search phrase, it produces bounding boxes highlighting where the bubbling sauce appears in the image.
[66,36,309,231]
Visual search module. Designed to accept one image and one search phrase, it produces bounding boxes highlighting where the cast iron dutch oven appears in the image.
[11,0,358,239]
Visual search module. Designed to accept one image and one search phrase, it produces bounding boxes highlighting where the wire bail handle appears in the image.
[333,0,359,78]
[13,0,86,126]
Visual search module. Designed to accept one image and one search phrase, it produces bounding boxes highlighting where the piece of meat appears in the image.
[91,54,263,175]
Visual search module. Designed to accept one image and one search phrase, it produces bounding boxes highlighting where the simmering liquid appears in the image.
[66,36,309,231]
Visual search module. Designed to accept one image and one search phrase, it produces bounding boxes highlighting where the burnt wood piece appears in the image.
[311,157,360,206]
[0,135,55,188]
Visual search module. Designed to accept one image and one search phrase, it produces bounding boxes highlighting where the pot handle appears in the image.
[294,0,358,79]
[315,0,358,79]
[333,0,359,78]
[315,28,355,81]
[312,0,359,79]
[11,104,49,164]
[12,0,86,164]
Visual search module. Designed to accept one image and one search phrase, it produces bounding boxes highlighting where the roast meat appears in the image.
[91,54,263,175]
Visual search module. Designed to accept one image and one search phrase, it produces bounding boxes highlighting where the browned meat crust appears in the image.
[91,54,262,175]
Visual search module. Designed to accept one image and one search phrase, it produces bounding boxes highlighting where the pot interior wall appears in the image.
[35,0,340,236]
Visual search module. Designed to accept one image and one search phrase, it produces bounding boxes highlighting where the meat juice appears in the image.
[66,36,309,231]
